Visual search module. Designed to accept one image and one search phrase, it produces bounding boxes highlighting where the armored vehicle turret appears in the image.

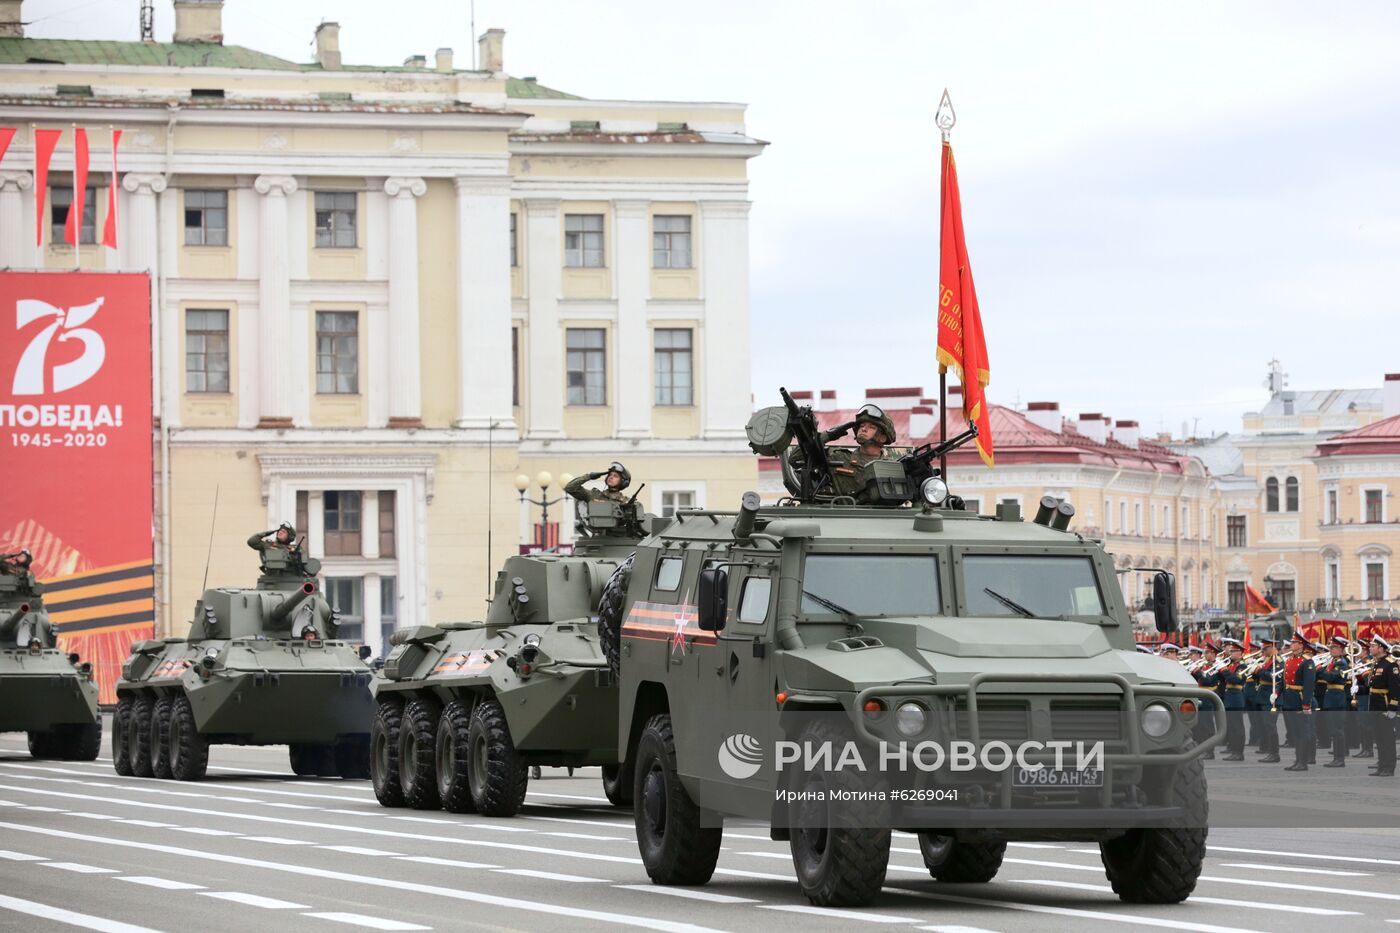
[0,550,101,759]
[112,537,374,781]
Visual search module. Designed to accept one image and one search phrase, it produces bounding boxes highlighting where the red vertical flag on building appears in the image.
[936,139,994,467]
[0,126,15,164]
[64,127,90,247]
[34,128,62,246]
[102,129,122,249]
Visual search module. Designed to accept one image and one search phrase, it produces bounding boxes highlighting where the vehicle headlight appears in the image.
[895,701,927,737]
[1141,702,1173,738]
[920,477,949,506]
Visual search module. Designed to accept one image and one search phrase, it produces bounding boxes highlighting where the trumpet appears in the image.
[1345,660,1377,682]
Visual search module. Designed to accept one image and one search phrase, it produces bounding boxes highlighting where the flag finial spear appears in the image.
[936,89,956,141]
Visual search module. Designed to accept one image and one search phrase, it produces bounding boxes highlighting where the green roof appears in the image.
[506,76,582,100]
[0,38,298,70]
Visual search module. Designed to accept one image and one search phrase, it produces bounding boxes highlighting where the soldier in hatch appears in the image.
[0,548,34,581]
[565,462,632,504]
[823,404,900,498]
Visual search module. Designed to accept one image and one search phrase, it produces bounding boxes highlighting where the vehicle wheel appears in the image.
[788,718,891,906]
[334,736,370,780]
[919,833,1005,882]
[289,743,316,776]
[113,696,133,775]
[602,763,633,807]
[1100,756,1208,903]
[129,695,155,778]
[371,698,405,808]
[26,731,54,759]
[314,743,339,778]
[467,698,528,817]
[597,554,634,676]
[150,696,173,778]
[634,713,721,885]
[168,696,208,781]
[435,700,477,813]
[399,698,442,810]
[64,719,102,762]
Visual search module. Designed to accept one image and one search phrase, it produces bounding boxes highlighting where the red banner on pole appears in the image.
[64,127,90,248]
[0,272,153,703]
[33,128,61,247]
[0,127,14,164]
[102,129,122,249]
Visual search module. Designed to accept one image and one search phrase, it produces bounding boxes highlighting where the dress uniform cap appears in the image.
[1331,635,1350,647]
[1373,635,1392,650]
[1186,645,1203,655]
[1221,637,1243,649]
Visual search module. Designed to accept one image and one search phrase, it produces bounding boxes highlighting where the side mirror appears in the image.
[697,568,728,632]
[358,645,372,661]
[1152,571,1178,634]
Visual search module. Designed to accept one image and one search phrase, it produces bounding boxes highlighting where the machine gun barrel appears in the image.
[779,386,834,501]
[900,421,980,488]
[269,582,316,625]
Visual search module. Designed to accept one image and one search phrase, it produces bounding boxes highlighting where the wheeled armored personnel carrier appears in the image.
[112,541,375,781]
[0,551,101,760]
[607,392,1223,907]
[370,496,648,815]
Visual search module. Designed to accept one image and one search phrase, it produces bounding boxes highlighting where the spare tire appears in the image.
[596,554,634,676]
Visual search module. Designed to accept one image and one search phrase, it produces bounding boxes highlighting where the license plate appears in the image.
[1013,767,1104,788]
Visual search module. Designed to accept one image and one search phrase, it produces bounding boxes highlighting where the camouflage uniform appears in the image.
[565,463,631,504]
[824,406,900,499]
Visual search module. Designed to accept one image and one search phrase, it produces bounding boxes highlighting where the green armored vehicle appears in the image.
[609,392,1223,907]
[370,493,648,815]
[0,549,101,760]
[112,527,375,781]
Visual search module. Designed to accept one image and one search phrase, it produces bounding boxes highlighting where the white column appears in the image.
[362,490,381,560]
[0,171,33,268]
[308,491,325,557]
[699,200,754,439]
[613,199,651,438]
[383,177,426,427]
[524,198,565,439]
[254,174,297,427]
[121,173,168,425]
[454,176,517,433]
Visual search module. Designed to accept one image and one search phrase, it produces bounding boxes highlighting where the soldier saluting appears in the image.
[0,548,34,582]
[823,404,900,499]
[565,462,631,504]
[247,522,305,576]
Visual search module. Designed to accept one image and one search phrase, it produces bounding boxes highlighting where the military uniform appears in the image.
[1368,638,1400,777]
[1188,647,1218,757]
[1317,637,1351,767]
[822,405,900,500]
[1251,642,1281,762]
[247,523,306,582]
[1277,635,1317,771]
[1353,654,1374,757]
[565,462,631,504]
[1216,640,1248,759]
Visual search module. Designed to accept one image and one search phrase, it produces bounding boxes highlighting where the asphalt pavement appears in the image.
[2,717,1400,933]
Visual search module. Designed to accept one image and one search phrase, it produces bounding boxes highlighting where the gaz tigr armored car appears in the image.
[609,392,1222,907]
[113,544,374,781]
[0,552,101,759]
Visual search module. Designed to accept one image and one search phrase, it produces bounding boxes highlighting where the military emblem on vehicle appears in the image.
[718,732,764,780]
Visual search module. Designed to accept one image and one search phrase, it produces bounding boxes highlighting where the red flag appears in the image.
[102,129,122,249]
[64,127,90,247]
[1242,620,1251,650]
[1244,584,1276,616]
[34,128,61,246]
[0,127,14,164]
[936,140,994,467]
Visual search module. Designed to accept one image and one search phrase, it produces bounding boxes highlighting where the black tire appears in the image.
[150,696,173,778]
[314,743,339,777]
[634,714,721,885]
[918,833,1005,882]
[113,696,133,775]
[399,699,442,810]
[26,731,54,759]
[597,555,634,676]
[602,763,633,807]
[435,700,477,813]
[787,718,891,906]
[129,695,155,778]
[168,696,208,781]
[289,743,318,777]
[334,737,370,780]
[467,699,529,817]
[64,719,102,762]
[1100,756,1208,903]
[371,698,405,808]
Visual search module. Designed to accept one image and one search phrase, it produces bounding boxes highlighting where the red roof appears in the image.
[1312,414,1400,458]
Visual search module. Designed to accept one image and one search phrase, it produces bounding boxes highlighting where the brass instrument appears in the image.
[1344,659,1377,682]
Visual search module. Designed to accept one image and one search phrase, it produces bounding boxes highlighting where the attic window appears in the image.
[318,91,353,101]
[569,120,600,132]
[56,84,93,97]
[191,88,225,98]
[657,122,688,132]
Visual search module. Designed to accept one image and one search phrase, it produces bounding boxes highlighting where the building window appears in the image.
[565,328,606,405]
[315,311,358,394]
[1181,505,1189,538]
[1200,506,1207,540]
[1365,488,1384,524]
[1327,488,1339,524]
[1162,505,1170,537]
[1104,499,1112,533]
[653,328,693,406]
[1272,579,1296,611]
[324,491,363,557]
[1119,501,1127,534]
[314,191,358,248]
[1227,515,1246,548]
[1285,476,1299,512]
[184,189,228,246]
[184,309,229,393]
[652,215,692,268]
[1366,562,1386,601]
[511,327,520,407]
[1326,561,1339,601]
[660,490,695,517]
[50,186,96,244]
[1265,477,1279,512]
[1228,581,1245,612]
[1134,503,1142,535]
[509,212,518,267]
[325,577,364,643]
[379,575,398,654]
[378,490,396,558]
[564,213,604,267]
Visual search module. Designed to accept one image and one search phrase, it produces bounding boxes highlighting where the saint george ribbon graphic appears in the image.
[670,593,696,657]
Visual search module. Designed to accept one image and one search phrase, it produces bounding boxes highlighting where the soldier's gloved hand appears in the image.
[588,471,606,479]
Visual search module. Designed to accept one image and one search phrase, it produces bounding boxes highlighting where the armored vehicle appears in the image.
[0,551,101,759]
[112,542,375,781]
[370,496,649,815]
[608,392,1223,907]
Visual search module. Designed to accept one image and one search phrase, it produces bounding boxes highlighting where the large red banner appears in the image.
[0,272,153,703]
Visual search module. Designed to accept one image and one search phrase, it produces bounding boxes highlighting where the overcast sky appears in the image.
[25,0,1400,436]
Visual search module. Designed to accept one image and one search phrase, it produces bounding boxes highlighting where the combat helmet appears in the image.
[606,461,632,490]
[854,404,897,445]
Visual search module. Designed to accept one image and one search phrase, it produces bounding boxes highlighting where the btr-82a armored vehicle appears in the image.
[370,495,648,815]
[0,550,101,760]
[607,391,1223,907]
[113,539,375,781]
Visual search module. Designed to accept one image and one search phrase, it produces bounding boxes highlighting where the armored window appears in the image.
[323,491,362,557]
[738,576,772,623]
[660,490,694,517]
[510,212,518,267]
[1365,488,1384,524]
[325,577,364,643]
[1366,562,1385,601]
[315,191,358,248]
[49,186,97,244]
[1227,581,1245,612]
[652,215,692,269]
[1265,477,1279,512]
[801,554,941,618]
[184,309,230,393]
[378,490,396,558]
[564,213,604,267]
[962,555,1105,618]
[654,557,683,592]
[184,189,228,246]
[1226,515,1246,548]
[316,311,359,394]
[653,328,693,407]
[565,328,606,406]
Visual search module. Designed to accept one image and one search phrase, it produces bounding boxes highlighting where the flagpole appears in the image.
[936,90,956,485]
[72,122,79,271]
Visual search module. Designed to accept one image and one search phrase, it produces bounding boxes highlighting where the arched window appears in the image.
[1265,477,1279,512]
[1285,476,1299,512]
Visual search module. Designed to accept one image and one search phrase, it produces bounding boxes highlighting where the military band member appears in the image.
[1189,645,1217,758]
[1317,635,1351,767]
[1367,636,1399,778]
[1217,638,1247,760]
[1278,633,1317,771]
[564,462,632,504]
[1252,638,1281,763]
[1353,643,1374,757]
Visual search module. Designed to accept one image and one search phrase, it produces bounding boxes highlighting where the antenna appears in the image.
[200,485,220,594]
[139,0,154,41]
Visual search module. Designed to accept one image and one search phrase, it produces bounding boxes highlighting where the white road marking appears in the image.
[394,856,497,869]
[920,927,1005,933]
[713,867,795,882]
[1002,857,1102,873]
[613,884,759,904]
[1013,879,1360,915]
[69,812,120,820]
[0,893,164,933]
[492,868,607,883]
[1006,842,1063,849]
[262,802,317,811]
[520,813,632,829]
[117,876,206,891]
[760,904,919,923]
[170,827,241,836]
[320,846,401,856]
[327,809,380,817]
[1209,844,1400,868]
[23,805,63,812]
[242,836,311,845]
[0,850,45,860]
[1200,875,1400,902]
[118,820,174,828]
[39,861,117,873]
[303,913,430,931]
[525,790,611,803]
[541,831,624,841]
[200,892,310,909]
[735,851,790,860]
[1219,861,1370,877]
[387,815,530,832]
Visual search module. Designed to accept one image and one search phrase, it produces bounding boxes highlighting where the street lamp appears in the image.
[516,471,572,549]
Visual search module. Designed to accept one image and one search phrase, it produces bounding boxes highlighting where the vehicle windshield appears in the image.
[800,554,942,618]
[962,555,1106,618]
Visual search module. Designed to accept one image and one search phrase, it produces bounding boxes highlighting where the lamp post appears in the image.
[514,471,572,551]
